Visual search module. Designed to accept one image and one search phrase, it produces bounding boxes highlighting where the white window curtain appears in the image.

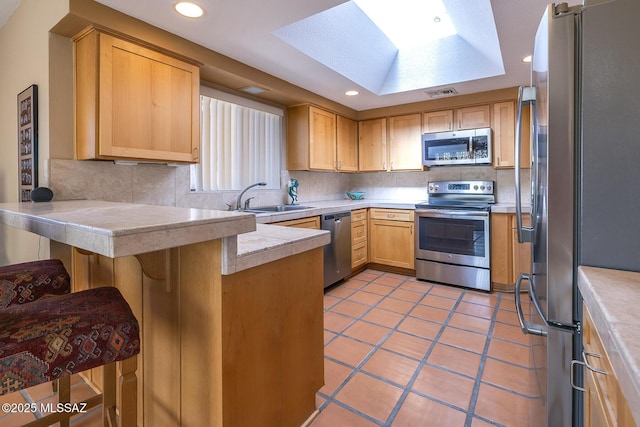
[191,95,282,191]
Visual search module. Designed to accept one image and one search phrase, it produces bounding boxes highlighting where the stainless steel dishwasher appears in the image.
[321,211,351,288]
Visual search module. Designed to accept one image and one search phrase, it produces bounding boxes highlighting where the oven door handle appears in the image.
[415,209,489,219]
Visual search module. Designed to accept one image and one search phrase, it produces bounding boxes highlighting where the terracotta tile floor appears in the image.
[1,268,540,427]
[311,269,541,427]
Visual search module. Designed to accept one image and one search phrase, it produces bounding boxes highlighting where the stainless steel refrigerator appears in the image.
[514,1,640,426]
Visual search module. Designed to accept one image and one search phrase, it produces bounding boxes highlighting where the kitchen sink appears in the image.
[244,205,313,213]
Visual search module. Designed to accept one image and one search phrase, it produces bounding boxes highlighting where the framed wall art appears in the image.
[17,84,38,202]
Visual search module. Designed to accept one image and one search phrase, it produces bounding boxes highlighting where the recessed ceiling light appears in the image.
[345,90,359,96]
[522,55,532,63]
[174,2,205,18]
[239,86,268,95]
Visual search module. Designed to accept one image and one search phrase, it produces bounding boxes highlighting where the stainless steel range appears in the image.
[414,181,495,291]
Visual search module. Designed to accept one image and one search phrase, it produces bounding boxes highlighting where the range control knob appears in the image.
[434,184,440,191]
[487,185,492,191]
[480,185,485,190]
[428,185,434,192]
[474,185,479,190]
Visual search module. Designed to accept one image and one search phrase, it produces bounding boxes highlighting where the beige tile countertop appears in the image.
[223,224,330,274]
[0,200,331,275]
[253,199,422,224]
[578,266,640,425]
[490,203,532,214]
[0,200,257,258]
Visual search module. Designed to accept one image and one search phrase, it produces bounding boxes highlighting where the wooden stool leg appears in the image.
[118,356,138,427]
[58,376,71,427]
[102,362,116,427]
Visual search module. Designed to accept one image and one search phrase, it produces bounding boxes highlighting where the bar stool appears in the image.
[0,259,71,308]
[0,262,140,427]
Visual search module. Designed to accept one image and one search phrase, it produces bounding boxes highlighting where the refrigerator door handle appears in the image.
[514,273,547,336]
[521,273,582,334]
[515,86,536,243]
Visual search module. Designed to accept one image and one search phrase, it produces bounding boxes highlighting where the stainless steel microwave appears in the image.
[422,128,492,167]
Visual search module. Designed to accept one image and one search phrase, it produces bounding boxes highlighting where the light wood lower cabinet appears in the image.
[351,209,368,270]
[490,213,532,291]
[270,216,320,229]
[583,305,637,427]
[66,241,323,427]
[369,208,414,269]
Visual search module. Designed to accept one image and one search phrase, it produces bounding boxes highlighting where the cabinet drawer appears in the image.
[351,209,367,222]
[352,221,367,245]
[352,241,368,269]
[369,208,414,222]
[271,216,320,229]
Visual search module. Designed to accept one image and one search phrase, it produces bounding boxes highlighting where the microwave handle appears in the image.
[515,86,535,243]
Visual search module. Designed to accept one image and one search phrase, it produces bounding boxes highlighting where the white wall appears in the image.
[0,0,68,265]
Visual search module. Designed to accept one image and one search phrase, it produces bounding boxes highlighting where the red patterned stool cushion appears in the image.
[0,259,71,309]
[0,286,140,395]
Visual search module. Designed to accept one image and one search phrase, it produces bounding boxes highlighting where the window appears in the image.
[190,88,282,191]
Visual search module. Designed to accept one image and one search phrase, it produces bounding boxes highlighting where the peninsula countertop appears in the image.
[0,200,256,258]
[578,266,640,425]
[0,200,331,275]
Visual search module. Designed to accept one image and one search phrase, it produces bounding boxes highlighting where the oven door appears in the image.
[415,209,490,268]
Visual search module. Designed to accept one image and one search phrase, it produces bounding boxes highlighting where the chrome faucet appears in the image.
[236,182,267,211]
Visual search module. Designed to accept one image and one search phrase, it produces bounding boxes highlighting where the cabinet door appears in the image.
[309,107,337,171]
[87,31,199,162]
[584,368,612,427]
[490,213,512,288]
[358,118,387,171]
[492,102,532,169]
[493,101,516,168]
[369,219,414,269]
[389,114,422,171]
[455,105,491,130]
[422,110,453,133]
[336,115,358,172]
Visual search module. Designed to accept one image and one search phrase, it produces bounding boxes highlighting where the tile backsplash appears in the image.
[49,159,529,210]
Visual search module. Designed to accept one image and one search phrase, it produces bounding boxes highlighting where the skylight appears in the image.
[353,0,457,49]
[273,0,504,97]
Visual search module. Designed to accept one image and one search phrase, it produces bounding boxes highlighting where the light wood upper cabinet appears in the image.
[358,118,387,171]
[287,105,359,172]
[389,114,423,171]
[309,107,337,170]
[455,105,491,130]
[287,105,337,171]
[493,101,531,169]
[336,115,358,172]
[74,27,200,163]
[422,105,490,134]
[422,110,454,133]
